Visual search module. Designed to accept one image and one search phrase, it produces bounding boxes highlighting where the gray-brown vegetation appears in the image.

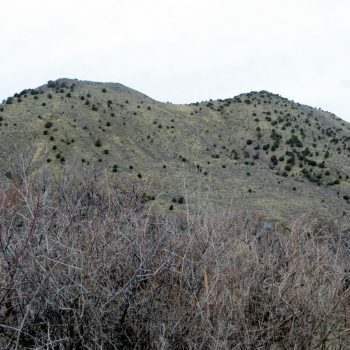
[0,170,349,349]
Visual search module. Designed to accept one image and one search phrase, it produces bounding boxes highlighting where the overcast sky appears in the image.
[1,0,350,120]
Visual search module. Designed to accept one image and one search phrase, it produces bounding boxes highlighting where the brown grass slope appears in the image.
[1,78,350,219]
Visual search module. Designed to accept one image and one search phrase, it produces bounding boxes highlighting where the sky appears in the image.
[1,0,350,120]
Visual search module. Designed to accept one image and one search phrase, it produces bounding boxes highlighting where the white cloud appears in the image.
[342,80,350,89]
[0,0,349,120]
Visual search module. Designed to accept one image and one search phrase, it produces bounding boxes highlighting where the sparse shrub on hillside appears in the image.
[246,139,253,145]
[286,135,303,148]
[45,121,53,129]
[307,159,317,167]
[271,155,278,166]
[95,139,102,147]
[30,90,39,96]
[287,156,295,166]
[47,80,56,88]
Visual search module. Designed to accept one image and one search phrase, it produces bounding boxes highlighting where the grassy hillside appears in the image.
[1,78,350,219]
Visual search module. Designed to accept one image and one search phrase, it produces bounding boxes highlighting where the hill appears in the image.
[1,78,350,219]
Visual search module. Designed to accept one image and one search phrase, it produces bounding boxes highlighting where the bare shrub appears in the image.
[0,174,349,349]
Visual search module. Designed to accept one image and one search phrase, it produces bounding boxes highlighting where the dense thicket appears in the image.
[0,173,349,349]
